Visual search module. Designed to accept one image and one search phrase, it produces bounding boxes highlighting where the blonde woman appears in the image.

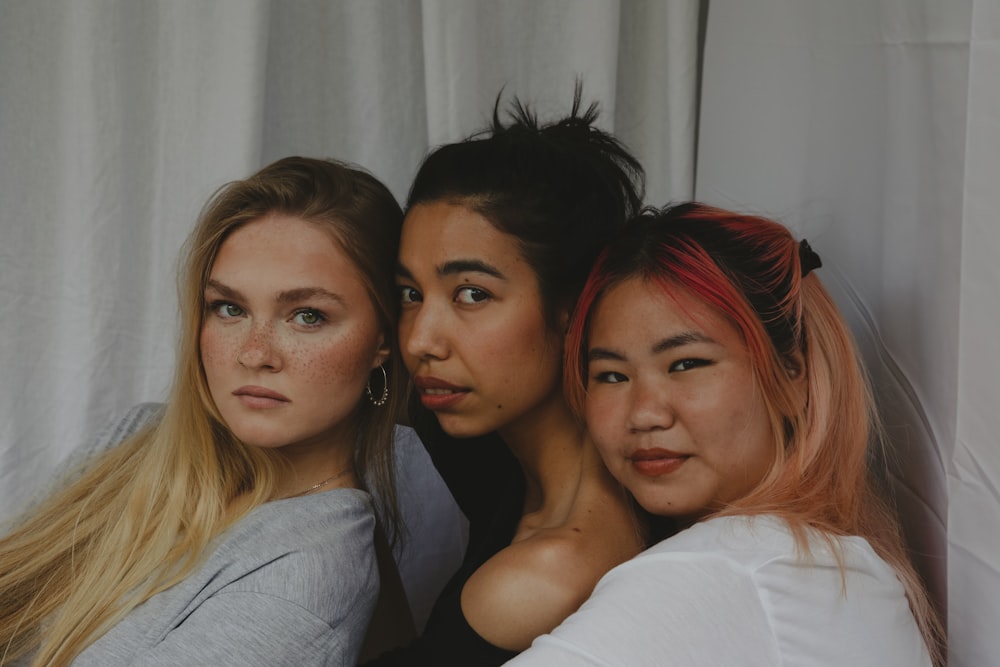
[0,157,408,666]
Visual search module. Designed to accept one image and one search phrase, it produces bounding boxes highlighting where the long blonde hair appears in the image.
[0,157,405,666]
[565,203,944,665]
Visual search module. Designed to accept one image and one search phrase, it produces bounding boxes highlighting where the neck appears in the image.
[498,392,588,518]
[273,441,357,499]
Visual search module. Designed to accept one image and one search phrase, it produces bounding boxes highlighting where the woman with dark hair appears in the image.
[0,157,409,666]
[365,91,647,666]
[507,202,943,666]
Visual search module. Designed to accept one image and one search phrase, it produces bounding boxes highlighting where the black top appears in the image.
[362,409,524,666]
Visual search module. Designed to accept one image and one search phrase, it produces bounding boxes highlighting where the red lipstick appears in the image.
[233,385,290,409]
[628,448,689,477]
[413,376,470,411]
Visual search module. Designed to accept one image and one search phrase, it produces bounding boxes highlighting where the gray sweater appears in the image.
[76,489,378,666]
[49,405,379,666]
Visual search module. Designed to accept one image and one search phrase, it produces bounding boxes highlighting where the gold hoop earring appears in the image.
[366,365,389,407]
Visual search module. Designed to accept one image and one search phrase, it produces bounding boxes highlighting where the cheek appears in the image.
[397,315,418,370]
[497,317,562,384]
[708,400,775,476]
[199,327,228,375]
[294,331,378,390]
[584,395,620,450]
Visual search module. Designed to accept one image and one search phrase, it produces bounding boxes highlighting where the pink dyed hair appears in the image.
[564,202,943,664]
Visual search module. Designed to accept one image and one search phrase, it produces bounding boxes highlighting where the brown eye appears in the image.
[454,286,490,304]
[593,371,628,384]
[669,358,711,372]
[399,286,422,304]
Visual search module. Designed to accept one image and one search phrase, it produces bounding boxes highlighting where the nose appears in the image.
[236,321,282,371]
[626,377,674,433]
[401,301,450,363]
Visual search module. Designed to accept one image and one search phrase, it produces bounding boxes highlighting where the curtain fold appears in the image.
[0,0,700,634]
[948,0,1000,663]
[1,1,274,520]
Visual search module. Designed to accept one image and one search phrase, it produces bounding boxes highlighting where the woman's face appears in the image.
[583,277,775,523]
[396,201,564,438]
[200,214,387,456]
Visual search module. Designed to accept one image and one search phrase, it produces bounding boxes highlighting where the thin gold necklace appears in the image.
[286,466,353,499]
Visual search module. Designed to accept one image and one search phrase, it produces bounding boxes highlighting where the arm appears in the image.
[461,531,625,653]
[358,518,416,663]
[503,554,780,667]
[130,591,362,667]
[76,493,379,667]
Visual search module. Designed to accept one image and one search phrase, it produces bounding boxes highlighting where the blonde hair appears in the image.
[565,203,944,665]
[0,157,405,666]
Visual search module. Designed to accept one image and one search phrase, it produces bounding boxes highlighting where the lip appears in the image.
[412,376,470,411]
[628,448,689,477]
[233,385,290,409]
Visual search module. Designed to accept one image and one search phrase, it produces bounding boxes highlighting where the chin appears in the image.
[629,489,681,519]
[435,414,493,440]
[225,425,286,450]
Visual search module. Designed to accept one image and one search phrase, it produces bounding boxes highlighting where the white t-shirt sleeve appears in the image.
[505,553,779,667]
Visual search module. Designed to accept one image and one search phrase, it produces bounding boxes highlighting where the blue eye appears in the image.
[292,309,325,327]
[454,286,490,305]
[399,286,422,305]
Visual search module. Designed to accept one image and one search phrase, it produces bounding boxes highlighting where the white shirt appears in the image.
[505,515,931,667]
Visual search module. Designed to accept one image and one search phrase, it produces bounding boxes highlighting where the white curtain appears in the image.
[2,1,995,664]
[0,0,700,634]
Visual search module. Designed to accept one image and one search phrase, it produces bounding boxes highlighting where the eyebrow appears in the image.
[396,258,507,281]
[652,331,717,354]
[205,280,345,306]
[588,331,717,362]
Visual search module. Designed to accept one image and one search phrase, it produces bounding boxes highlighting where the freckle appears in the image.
[496,404,503,410]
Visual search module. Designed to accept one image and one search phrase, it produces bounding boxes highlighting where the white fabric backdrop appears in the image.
[2,0,995,664]
[0,0,700,635]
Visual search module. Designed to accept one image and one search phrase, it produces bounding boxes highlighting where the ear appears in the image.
[783,352,808,408]
[558,305,572,334]
[371,335,391,370]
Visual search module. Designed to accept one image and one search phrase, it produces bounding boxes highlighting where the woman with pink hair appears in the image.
[507,202,943,666]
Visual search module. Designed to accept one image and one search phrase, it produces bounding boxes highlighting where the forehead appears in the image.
[210,214,364,292]
[589,278,743,351]
[399,201,526,270]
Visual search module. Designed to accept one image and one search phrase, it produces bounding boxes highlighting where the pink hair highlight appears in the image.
[564,203,943,664]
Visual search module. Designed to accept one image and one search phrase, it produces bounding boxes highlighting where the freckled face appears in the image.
[397,201,564,438]
[200,214,387,457]
[584,278,775,523]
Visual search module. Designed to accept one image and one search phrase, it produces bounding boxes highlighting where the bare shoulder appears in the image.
[462,513,642,651]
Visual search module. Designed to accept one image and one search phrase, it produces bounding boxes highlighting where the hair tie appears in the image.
[799,239,822,277]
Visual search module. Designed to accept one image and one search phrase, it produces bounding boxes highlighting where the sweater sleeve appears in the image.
[73,492,379,667]
[504,553,780,667]
[127,591,360,667]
